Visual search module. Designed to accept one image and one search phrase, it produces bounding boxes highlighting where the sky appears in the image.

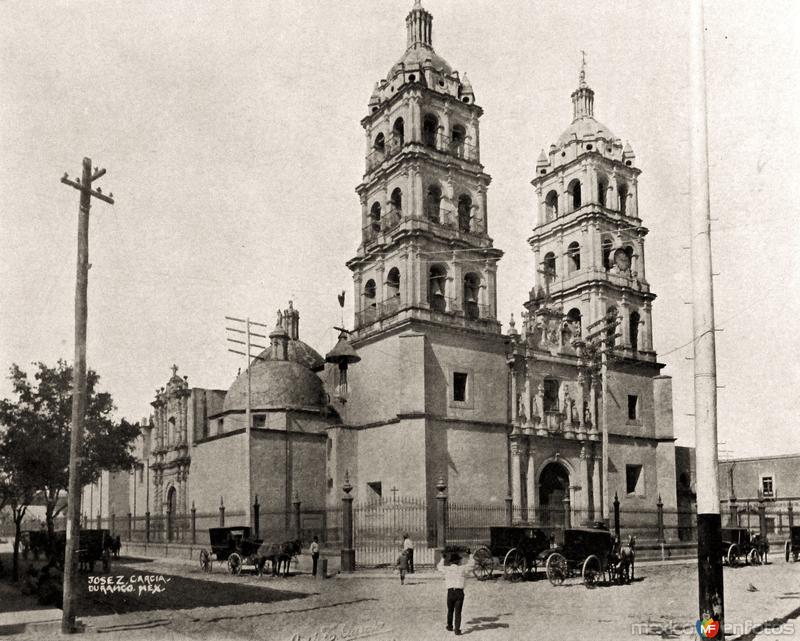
[1,0,798,459]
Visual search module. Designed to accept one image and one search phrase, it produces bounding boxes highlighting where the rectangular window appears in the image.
[626,464,644,496]
[627,395,638,420]
[367,481,382,498]
[453,372,468,402]
[543,379,559,412]
[761,476,774,498]
[252,415,266,428]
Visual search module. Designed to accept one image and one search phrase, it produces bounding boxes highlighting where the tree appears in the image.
[0,361,139,550]
[0,433,38,581]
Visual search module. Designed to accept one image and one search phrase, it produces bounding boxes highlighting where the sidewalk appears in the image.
[0,582,61,636]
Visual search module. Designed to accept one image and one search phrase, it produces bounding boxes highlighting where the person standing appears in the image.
[309,536,320,577]
[402,533,414,573]
[437,550,475,635]
[395,548,409,585]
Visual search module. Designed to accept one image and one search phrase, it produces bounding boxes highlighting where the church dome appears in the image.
[391,44,452,77]
[221,301,327,413]
[222,358,326,412]
[557,115,617,147]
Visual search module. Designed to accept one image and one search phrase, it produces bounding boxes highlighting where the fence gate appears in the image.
[353,496,432,568]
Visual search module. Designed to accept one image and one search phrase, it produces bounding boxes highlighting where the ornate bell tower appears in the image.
[526,61,655,360]
[347,0,503,339]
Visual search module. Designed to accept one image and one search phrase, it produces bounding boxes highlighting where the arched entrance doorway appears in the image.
[166,487,176,542]
[539,462,570,528]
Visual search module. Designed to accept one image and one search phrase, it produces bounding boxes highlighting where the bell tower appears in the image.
[346,0,503,339]
[526,61,655,360]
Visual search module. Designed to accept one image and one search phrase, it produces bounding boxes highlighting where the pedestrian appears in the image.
[309,536,320,577]
[395,548,409,585]
[402,532,414,573]
[437,549,475,636]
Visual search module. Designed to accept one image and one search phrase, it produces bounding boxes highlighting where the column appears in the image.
[637,236,647,281]
[588,376,599,436]
[620,294,631,349]
[535,187,543,228]
[526,446,536,523]
[532,246,541,290]
[510,361,518,425]
[478,184,488,233]
[592,447,602,521]
[401,250,410,306]
[413,164,424,219]
[409,96,421,143]
[510,438,523,519]
[629,178,639,217]
[377,263,386,307]
[577,371,587,433]
[580,445,590,524]
[641,302,653,351]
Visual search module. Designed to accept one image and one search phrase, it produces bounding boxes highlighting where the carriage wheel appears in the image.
[471,546,494,581]
[199,549,213,573]
[545,553,567,586]
[747,548,760,566]
[228,552,242,576]
[503,548,526,582]
[582,555,602,589]
[726,544,740,567]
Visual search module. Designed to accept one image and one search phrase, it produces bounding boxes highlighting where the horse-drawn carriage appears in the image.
[542,527,634,588]
[199,527,303,577]
[785,526,800,563]
[471,526,551,581]
[721,527,767,566]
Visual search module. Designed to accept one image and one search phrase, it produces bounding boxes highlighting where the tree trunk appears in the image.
[12,505,27,582]
[45,489,58,553]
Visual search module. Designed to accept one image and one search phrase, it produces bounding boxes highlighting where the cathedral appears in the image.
[106,1,679,543]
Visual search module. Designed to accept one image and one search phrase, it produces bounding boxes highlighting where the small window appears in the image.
[626,464,644,496]
[761,476,774,499]
[628,395,638,420]
[367,481,382,497]
[218,418,224,433]
[453,372,468,402]
[252,415,266,428]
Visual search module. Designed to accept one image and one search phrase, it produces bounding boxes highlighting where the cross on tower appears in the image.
[390,486,399,502]
[171,364,179,377]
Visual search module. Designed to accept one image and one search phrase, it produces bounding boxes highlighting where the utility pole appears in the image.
[690,0,724,634]
[224,316,268,434]
[60,157,114,634]
[579,312,620,523]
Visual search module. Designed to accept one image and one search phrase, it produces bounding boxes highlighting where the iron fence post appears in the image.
[97,512,102,530]
[292,492,301,539]
[435,476,448,565]
[563,494,571,530]
[127,513,132,541]
[657,495,665,543]
[729,497,738,526]
[505,496,513,526]
[788,502,794,529]
[145,511,151,543]
[758,497,767,539]
[252,496,260,540]
[613,492,620,539]
[191,502,197,544]
[111,513,115,536]
[341,472,355,572]
[219,496,225,527]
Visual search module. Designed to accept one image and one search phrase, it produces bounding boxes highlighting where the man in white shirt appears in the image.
[402,533,414,573]
[309,536,320,577]
[436,550,475,635]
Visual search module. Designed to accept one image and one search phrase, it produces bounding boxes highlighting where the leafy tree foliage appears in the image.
[0,361,139,550]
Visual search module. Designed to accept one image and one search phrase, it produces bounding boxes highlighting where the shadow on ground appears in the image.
[75,563,309,617]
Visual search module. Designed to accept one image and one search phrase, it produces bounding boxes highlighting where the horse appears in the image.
[257,539,303,577]
[617,535,636,583]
